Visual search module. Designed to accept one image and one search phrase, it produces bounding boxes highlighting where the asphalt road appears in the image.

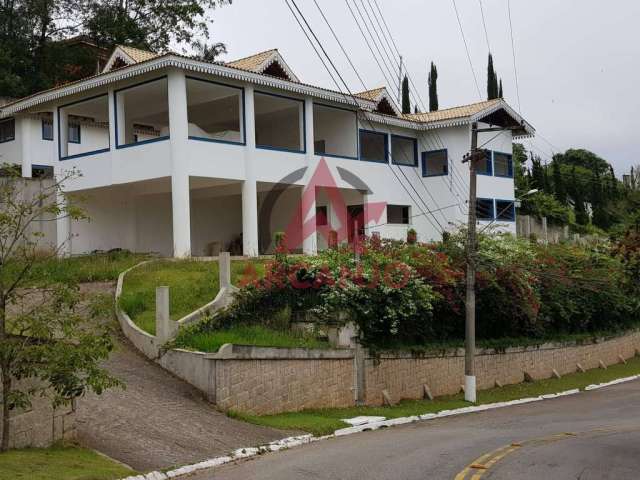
[187,379,640,480]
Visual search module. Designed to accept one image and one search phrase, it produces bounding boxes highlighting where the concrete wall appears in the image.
[1,378,76,449]
[517,214,570,243]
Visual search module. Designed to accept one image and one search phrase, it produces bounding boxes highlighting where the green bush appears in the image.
[179,231,640,351]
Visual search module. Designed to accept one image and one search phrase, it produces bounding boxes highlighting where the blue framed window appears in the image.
[422,149,449,177]
[359,129,388,163]
[493,152,514,178]
[0,118,15,143]
[186,76,245,146]
[313,103,358,159]
[476,198,494,220]
[68,122,81,144]
[495,199,516,221]
[58,93,110,160]
[476,150,493,175]
[254,90,305,153]
[42,119,53,141]
[391,134,418,166]
[115,76,169,149]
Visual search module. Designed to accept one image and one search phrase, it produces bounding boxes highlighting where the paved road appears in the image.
[189,379,640,480]
[75,283,292,472]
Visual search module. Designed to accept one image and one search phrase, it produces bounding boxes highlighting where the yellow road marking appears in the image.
[452,425,640,480]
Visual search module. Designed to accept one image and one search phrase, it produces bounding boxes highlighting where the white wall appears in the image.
[190,193,243,256]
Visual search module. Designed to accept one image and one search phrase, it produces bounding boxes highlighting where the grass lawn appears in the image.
[0,444,134,480]
[230,356,640,436]
[173,324,329,352]
[1,251,149,288]
[119,259,265,334]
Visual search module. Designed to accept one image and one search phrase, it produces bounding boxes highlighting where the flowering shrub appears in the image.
[191,231,639,350]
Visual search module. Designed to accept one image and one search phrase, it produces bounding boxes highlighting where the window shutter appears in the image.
[507,156,513,177]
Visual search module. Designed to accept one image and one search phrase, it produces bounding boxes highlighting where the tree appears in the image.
[0,167,120,451]
[428,61,438,112]
[487,53,499,100]
[498,79,503,98]
[551,160,567,205]
[401,75,410,114]
[0,0,231,97]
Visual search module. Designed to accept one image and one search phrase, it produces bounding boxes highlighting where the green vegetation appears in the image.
[1,251,148,288]
[119,259,264,334]
[173,324,329,352]
[0,444,134,480]
[231,356,640,436]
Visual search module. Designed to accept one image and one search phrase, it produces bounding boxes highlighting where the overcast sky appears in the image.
[210,0,640,175]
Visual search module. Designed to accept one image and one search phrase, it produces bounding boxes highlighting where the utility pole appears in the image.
[463,122,480,403]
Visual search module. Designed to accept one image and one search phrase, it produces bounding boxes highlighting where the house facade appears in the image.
[0,47,534,257]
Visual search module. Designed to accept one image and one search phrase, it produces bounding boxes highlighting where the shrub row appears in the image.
[189,230,640,350]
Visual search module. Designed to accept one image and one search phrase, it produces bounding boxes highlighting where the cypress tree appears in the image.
[498,78,503,98]
[401,75,411,114]
[428,61,438,111]
[487,53,499,100]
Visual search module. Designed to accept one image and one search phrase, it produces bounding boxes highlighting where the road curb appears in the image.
[118,376,640,480]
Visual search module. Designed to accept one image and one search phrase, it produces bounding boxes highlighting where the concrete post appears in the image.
[542,216,549,244]
[155,286,176,344]
[242,85,259,257]
[55,171,71,256]
[168,69,192,258]
[20,116,32,178]
[219,251,231,289]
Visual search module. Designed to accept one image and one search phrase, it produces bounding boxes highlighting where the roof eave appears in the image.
[0,54,375,117]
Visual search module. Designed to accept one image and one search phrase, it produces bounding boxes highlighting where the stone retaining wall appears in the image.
[115,260,640,416]
[1,378,76,449]
[363,331,640,406]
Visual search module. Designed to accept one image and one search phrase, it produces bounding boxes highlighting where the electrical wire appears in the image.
[451,0,483,99]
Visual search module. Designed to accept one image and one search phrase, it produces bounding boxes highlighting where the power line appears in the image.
[451,0,482,99]
[478,0,491,53]
[285,0,446,234]
[354,0,471,200]
[506,0,522,113]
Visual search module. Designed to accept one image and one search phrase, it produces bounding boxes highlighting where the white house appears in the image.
[0,46,534,257]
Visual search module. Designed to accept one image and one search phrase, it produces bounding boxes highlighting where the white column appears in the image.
[58,108,68,159]
[19,116,32,178]
[107,88,117,150]
[302,98,317,254]
[167,69,191,258]
[242,85,259,257]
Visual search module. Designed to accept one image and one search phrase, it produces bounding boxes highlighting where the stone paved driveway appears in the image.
[76,284,291,473]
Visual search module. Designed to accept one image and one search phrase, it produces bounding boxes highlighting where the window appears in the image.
[255,92,304,152]
[422,149,449,177]
[495,200,516,221]
[68,123,81,144]
[313,104,357,158]
[59,94,109,159]
[186,77,244,144]
[316,206,328,226]
[42,119,53,141]
[116,77,169,148]
[476,150,493,175]
[0,118,15,143]
[387,205,410,224]
[391,135,417,166]
[476,198,494,220]
[493,152,513,178]
[32,165,54,179]
[359,130,387,163]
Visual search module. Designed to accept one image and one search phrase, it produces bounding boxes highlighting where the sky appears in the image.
[207,0,640,175]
